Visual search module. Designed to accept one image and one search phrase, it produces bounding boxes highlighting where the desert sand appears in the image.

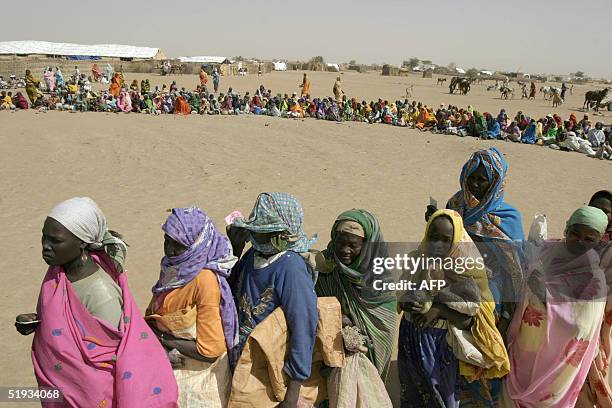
[1,70,610,407]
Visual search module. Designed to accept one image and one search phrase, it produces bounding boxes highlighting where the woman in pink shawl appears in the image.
[117,91,132,113]
[500,206,610,408]
[44,67,56,92]
[15,197,178,408]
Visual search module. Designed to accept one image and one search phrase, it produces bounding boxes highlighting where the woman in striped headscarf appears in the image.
[315,209,397,380]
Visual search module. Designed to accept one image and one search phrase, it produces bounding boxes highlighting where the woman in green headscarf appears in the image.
[189,93,201,114]
[315,209,397,379]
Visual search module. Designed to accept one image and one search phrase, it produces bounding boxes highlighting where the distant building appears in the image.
[177,56,231,64]
[0,40,165,60]
[326,63,340,72]
[273,62,287,71]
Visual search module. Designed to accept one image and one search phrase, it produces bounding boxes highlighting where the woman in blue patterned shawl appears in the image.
[445,147,524,322]
[446,147,524,406]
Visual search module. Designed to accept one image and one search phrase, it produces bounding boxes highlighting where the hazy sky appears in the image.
[2,0,611,77]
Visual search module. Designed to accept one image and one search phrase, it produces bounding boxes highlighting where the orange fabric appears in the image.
[152,269,226,358]
[109,73,121,97]
[175,96,192,115]
[415,108,437,129]
[290,103,303,113]
[199,70,208,85]
[301,78,310,97]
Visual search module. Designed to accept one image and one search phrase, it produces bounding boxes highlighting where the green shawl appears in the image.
[315,209,397,379]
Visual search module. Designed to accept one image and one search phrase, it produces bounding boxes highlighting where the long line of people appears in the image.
[2,67,611,161]
[14,145,612,407]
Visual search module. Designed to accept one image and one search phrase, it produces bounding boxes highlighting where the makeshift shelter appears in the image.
[0,40,164,60]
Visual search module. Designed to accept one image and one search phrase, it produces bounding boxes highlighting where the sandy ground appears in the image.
[1,71,610,407]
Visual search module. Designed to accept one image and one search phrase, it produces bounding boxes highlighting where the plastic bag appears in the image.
[327,353,393,408]
[524,213,548,265]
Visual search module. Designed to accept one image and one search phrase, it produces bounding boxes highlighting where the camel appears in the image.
[457,78,473,95]
[448,77,473,95]
[583,88,610,111]
[437,78,447,86]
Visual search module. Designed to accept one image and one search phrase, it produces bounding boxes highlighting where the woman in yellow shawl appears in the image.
[397,209,509,408]
[25,69,41,105]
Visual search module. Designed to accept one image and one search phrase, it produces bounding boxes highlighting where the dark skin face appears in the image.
[565,224,601,255]
[591,197,612,226]
[41,217,83,266]
[163,234,187,258]
[426,216,454,258]
[466,163,491,201]
[334,231,365,266]
[250,231,280,245]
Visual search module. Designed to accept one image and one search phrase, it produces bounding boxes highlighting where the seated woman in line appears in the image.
[288,99,304,118]
[226,192,319,408]
[520,119,537,144]
[503,121,522,143]
[117,91,132,113]
[146,207,238,408]
[497,109,509,131]
[485,112,501,140]
[500,206,609,408]
[315,209,397,380]
[15,197,178,407]
[398,209,509,408]
[174,95,192,115]
[415,106,437,131]
[464,110,485,138]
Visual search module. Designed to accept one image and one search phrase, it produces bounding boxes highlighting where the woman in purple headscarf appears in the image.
[146,206,238,408]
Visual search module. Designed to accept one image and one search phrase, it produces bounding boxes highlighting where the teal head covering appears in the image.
[233,192,317,254]
[566,206,608,235]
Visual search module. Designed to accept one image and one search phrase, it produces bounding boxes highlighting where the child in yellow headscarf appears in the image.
[397,209,509,407]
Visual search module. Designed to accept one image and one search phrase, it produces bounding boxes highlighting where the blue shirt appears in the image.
[233,249,318,381]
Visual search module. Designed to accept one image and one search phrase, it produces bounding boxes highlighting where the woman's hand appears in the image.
[408,301,430,314]
[167,349,185,369]
[15,313,39,336]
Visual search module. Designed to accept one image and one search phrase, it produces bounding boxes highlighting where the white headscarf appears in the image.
[48,197,110,250]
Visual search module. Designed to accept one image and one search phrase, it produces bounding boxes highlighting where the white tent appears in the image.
[326,63,340,72]
[273,62,287,71]
[0,40,160,59]
[455,67,466,74]
[177,56,230,64]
